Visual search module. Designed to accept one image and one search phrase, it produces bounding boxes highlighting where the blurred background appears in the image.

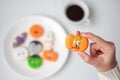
[0,0,120,80]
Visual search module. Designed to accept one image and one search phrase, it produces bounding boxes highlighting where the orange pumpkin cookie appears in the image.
[65,31,88,52]
[29,24,44,38]
[42,50,58,61]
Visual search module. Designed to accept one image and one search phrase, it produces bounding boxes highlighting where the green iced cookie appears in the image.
[28,55,42,69]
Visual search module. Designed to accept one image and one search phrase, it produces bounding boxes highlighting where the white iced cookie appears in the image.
[13,47,29,61]
[42,31,54,50]
[28,41,43,55]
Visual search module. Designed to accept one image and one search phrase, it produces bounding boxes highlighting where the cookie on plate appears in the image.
[42,50,58,62]
[42,31,54,50]
[28,41,43,55]
[27,55,42,69]
[13,47,29,61]
[29,24,44,38]
[13,32,27,48]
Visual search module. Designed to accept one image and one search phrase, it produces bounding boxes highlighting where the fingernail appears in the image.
[81,33,87,37]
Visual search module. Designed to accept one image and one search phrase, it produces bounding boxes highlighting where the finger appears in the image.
[78,52,99,67]
[81,32,107,47]
[90,42,104,56]
[78,52,95,64]
[90,43,98,57]
[96,50,103,55]
[76,31,80,36]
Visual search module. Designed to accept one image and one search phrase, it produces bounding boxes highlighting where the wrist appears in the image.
[97,61,117,72]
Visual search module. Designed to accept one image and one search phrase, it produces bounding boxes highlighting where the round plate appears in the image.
[3,16,69,79]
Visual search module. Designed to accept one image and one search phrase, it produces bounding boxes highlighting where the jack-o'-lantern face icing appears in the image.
[65,31,88,52]
[29,24,44,38]
[42,50,58,61]
[72,36,82,51]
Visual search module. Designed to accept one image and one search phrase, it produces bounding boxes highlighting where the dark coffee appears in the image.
[66,5,84,21]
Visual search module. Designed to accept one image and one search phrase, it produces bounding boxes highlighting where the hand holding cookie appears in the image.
[78,32,117,72]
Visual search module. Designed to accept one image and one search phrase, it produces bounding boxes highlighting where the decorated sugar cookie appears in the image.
[13,47,29,61]
[65,31,88,52]
[28,55,42,69]
[42,50,58,62]
[29,24,44,38]
[42,31,54,50]
[28,41,43,55]
[13,32,27,48]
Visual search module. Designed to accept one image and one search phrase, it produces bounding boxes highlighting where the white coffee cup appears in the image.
[65,1,90,24]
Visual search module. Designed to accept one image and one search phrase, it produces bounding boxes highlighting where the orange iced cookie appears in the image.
[42,50,58,62]
[65,31,88,52]
[29,24,44,38]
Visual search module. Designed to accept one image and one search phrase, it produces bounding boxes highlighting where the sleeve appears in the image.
[97,65,120,80]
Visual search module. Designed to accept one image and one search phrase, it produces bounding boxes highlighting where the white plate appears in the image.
[3,16,69,79]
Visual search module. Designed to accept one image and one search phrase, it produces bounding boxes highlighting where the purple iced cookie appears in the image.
[13,32,27,48]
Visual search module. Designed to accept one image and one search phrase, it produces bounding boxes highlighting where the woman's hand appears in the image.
[78,32,117,72]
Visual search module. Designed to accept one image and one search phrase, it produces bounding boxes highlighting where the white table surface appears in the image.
[0,0,120,80]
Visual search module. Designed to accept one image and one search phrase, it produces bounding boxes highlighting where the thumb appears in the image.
[78,52,95,65]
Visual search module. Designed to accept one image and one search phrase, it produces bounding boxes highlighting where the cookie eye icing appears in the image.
[75,42,77,45]
[74,41,77,45]
[74,41,80,45]
[77,41,80,45]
